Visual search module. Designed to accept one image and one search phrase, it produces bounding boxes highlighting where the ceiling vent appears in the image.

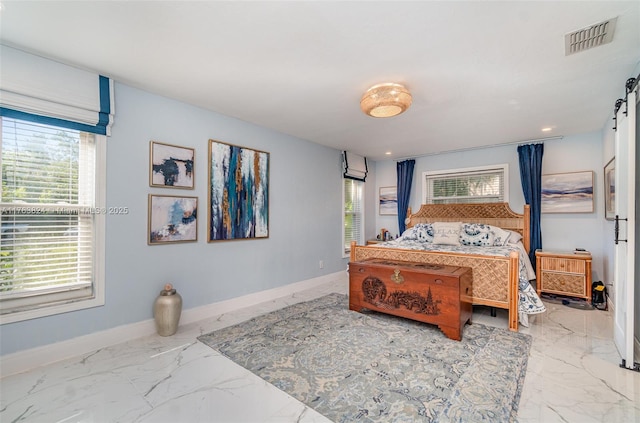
[565,17,617,55]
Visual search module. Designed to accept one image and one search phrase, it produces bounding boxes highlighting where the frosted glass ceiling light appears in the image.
[360,83,412,118]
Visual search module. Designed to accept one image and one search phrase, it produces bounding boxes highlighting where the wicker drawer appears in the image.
[540,257,585,274]
[535,250,592,301]
[540,271,586,296]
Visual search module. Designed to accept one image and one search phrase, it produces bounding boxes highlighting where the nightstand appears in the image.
[366,239,384,245]
[535,250,592,302]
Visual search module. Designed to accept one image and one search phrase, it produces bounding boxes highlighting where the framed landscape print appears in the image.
[604,158,615,220]
[379,186,397,215]
[148,194,198,244]
[208,139,269,241]
[150,141,195,189]
[541,171,594,213]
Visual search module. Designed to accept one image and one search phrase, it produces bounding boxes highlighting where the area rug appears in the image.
[198,293,532,422]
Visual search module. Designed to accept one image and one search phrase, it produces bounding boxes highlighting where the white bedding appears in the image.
[512,241,536,281]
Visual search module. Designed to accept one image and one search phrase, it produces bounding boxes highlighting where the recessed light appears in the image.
[385,151,392,155]
[541,127,553,132]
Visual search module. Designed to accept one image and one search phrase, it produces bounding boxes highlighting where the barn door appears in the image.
[613,78,637,371]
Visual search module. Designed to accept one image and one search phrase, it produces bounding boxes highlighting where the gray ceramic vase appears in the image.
[154,283,182,336]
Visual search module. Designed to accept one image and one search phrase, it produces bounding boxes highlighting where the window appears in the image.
[343,178,364,255]
[423,164,508,204]
[0,117,105,323]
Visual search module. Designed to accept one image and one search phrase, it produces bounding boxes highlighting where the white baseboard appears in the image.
[179,271,344,326]
[0,271,344,378]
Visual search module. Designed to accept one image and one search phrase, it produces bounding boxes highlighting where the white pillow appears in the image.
[432,222,462,245]
[506,230,523,244]
[490,226,512,246]
[400,227,418,240]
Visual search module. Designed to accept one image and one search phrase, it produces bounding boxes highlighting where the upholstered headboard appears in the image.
[406,202,531,253]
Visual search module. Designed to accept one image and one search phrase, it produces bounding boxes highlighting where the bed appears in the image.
[349,202,545,331]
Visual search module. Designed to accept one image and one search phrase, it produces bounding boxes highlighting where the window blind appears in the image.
[343,151,368,182]
[0,45,114,136]
[1,118,96,314]
[425,166,506,204]
[344,179,364,253]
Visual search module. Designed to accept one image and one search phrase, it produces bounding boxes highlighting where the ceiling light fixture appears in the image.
[360,83,412,118]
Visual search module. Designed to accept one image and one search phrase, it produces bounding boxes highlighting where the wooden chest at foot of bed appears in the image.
[348,258,473,341]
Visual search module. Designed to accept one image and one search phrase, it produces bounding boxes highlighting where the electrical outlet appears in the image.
[319,260,324,269]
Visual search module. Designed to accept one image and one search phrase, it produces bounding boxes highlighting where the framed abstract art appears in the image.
[379,186,397,215]
[541,171,594,213]
[148,194,198,244]
[150,141,195,189]
[208,139,269,241]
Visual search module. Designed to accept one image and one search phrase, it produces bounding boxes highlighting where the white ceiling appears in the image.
[1,1,639,160]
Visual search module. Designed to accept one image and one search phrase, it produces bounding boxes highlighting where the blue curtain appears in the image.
[396,159,415,235]
[517,144,544,270]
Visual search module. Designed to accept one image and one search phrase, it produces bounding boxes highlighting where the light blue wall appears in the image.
[373,143,529,239]
[373,132,605,280]
[538,132,605,282]
[0,83,347,356]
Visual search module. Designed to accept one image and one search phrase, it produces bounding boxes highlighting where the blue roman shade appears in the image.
[343,151,368,182]
[0,45,115,135]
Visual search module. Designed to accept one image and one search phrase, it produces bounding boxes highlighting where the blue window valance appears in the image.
[0,45,114,136]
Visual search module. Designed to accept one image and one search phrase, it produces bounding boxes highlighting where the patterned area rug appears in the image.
[198,293,532,422]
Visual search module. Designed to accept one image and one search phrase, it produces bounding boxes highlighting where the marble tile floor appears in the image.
[1,273,639,423]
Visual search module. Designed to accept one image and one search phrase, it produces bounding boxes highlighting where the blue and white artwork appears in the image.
[150,141,194,188]
[379,186,397,215]
[208,140,269,241]
[149,195,198,244]
[541,171,594,213]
